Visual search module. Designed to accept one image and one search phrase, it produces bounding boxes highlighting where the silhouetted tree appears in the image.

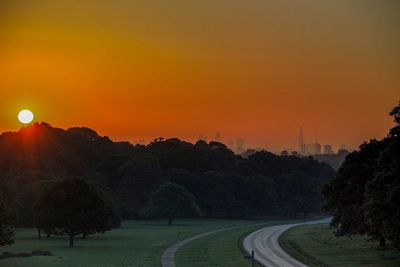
[143,183,200,225]
[323,140,384,238]
[0,121,336,224]
[238,175,278,218]
[324,101,400,247]
[282,171,321,218]
[116,154,162,218]
[34,178,121,247]
[364,102,400,247]
[0,194,14,246]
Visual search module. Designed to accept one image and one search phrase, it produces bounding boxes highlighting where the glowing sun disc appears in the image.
[18,110,34,124]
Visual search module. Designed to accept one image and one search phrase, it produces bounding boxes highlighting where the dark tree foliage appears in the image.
[143,182,200,225]
[116,154,162,219]
[0,122,335,226]
[0,193,14,246]
[34,178,121,247]
[363,102,400,247]
[324,101,400,248]
[148,138,235,172]
[282,171,321,218]
[323,140,384,237]
[238,175,278,217]
[313,149,350,170]
[0,123,134,226]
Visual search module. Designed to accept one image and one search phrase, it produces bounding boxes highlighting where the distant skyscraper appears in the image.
[323,144,333,154]
[306,142,322,155]
[298,126,305,154]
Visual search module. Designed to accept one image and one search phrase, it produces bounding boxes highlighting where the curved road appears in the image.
[243,218,331,267]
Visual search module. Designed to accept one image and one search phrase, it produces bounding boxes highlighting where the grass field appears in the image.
[175,224,262,267]
[279,224,400,267]
[0,219,262,267]
[176,220,298,267]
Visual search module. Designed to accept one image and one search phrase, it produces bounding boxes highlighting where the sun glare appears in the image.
[18,109,34,124]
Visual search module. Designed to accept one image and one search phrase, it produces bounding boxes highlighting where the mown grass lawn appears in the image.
[0,219,260,267]
[176,220,298,267]
[175,224,261,267]
[279,224,400,267]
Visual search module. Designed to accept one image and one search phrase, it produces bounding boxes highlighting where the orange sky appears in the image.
[0,0,399,152]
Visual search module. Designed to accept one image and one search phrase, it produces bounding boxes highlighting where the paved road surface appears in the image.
[242,218,331,267]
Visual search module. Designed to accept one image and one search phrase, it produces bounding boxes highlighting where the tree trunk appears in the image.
[168,218,172,225]
[69,234,74,248]
[47,232,51,238]
[379,236,386,248]
[82,233,87,239]
[37,228,42,239]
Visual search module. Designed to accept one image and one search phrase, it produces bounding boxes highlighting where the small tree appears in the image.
[34,178,121,247]
[0,194,14,246]
[144,183,200,225]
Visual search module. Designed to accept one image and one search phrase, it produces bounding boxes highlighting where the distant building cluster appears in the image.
[295,126,341,156]
[323,144,333,154]
[197,127,350,168]
[278,126,351,170]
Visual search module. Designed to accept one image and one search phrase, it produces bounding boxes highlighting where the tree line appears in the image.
[0,121,335,247]
[324,102,400,248]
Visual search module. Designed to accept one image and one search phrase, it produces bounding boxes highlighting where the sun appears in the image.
[18,109,34,124]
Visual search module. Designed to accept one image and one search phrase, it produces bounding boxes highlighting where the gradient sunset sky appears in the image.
[1,0,399,152]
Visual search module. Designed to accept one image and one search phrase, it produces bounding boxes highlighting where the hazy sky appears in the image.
[0,0,399,151]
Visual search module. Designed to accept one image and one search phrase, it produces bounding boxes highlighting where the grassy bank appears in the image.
[176,224,262,267]
[279,224,400,267]
[0,219,259,267]
[176,220,298,267]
